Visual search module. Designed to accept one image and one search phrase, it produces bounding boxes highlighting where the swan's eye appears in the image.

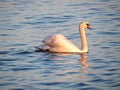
[86,24,90,26]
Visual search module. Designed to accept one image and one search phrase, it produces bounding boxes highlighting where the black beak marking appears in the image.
[87,24,92,30]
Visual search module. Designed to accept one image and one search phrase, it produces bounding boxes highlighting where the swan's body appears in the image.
[38,22,92,53]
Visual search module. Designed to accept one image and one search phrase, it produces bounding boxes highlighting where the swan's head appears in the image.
[80,22,92,30]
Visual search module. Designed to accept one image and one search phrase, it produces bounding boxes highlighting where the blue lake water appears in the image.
[0,0,120,90]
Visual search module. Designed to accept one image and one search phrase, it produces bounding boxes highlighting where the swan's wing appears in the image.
[43,34,71,46]
[43,34,80,50]
[43,34,59,46]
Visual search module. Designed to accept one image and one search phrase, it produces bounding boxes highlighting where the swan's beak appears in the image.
[87,24,92,30]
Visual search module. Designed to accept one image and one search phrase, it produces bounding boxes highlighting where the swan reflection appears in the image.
[45,52,89,74]
[43,52,89,81]
[79,53,88,74]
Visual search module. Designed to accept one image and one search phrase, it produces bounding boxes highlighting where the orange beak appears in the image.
[87,24,92,30]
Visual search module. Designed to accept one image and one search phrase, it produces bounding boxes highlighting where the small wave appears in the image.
[0,51,9,54]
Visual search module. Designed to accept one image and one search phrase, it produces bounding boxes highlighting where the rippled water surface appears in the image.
[0,0,120,90]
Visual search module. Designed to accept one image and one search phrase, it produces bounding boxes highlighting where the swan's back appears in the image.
[43,34,81,52]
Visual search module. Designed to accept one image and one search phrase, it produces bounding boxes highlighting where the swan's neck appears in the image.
[79,27,88,52]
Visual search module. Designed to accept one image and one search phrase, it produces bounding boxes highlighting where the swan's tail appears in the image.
[35,45,50,52]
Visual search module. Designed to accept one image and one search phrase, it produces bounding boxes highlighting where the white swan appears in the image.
[38,22,92,53]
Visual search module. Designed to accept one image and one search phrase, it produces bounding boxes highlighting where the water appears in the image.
[0,0,120,90]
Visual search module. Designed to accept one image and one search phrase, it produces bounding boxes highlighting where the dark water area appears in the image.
[0,0,120,90]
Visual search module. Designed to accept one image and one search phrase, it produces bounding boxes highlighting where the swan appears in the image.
[38,22,92,53]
